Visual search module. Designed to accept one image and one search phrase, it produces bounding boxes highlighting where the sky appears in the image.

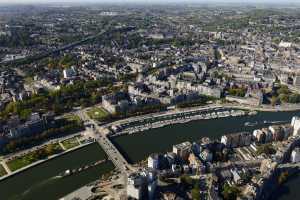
[0,0,299,4]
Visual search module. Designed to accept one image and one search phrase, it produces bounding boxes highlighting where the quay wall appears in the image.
[0,141,95,182]
[109,109,248,137]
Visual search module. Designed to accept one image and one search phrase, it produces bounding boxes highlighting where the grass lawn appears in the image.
[64,114,82,123]
[0,164,7,177]
[86,107,110,121]
[7,153,37,172]
[7,143,63,172]
[61,137,80,150]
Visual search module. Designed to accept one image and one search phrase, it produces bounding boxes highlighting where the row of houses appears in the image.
[0,112,55,149]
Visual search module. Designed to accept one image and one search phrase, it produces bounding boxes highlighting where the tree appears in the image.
[256,144,276,156]
[45,144,60,156]
[279,94,288,103]
[277,85,290,95]
[191,183,201,200]
[289,94,300,104]
[271,96,279,106]
[240,171,252,183]
[180,175,194,186]
[222,183,240,200]
[59,54,75,68]
[228,88,247,97]
[19,109,32,121]
[91,93,101,104]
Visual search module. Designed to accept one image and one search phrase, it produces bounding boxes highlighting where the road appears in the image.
[1,30,105,66]
[215,160,263,170]
[75,110,133,174]
[1,25,134,66]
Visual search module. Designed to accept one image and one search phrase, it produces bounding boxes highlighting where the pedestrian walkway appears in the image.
[59,142,67,151]
[76,137,82,145]
[1,161,12,174]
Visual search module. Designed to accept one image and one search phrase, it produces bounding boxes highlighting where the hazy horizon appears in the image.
[0,0,299,5]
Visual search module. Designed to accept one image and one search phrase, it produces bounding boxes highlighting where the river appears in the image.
[112,110,300,163]
[271,172,300,200]
[0,143,114,200]
[1,110,300,200]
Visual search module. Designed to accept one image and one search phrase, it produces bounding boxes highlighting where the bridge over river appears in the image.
[75,110,134,174]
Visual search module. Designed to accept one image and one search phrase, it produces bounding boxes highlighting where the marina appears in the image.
[109,109,250,136]
[0,110,300,200]
[112,110,300,164]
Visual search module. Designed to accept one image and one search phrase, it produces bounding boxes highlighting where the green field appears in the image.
[64,114,82,123]
[0,164,7,177]
[7,143,63,172]
[61,137,80,150]
[7,156,34,172]
[86,107,110,121]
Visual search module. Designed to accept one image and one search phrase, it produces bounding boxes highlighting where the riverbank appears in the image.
[112,110,300,164]
[111,109,249,137]
[0,143,114,200]
[0,141,95,182]
[99,103,300,138]
[108,103,300,126]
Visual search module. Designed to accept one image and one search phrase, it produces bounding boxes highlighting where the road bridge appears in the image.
[75,110,133,174]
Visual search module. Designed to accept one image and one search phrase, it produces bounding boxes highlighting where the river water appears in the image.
[112,110,300,163]
[0,110,300,200]
[270,172,300,200]
[0,143,114,200]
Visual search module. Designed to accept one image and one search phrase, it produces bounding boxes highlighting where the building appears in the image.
[148,154,159,169]
[231,169,242,184]
[63,67,77,79]
[102,94,118,114]
[269,126,284,141]
[291,116,300,136]
[291,148,300,163]
[279,41,292,48]
[7,113,49,139]
[173,141,192,160]
[127,184,142,200]
[239,132,252,146]
[221,134,240,148]
[221,132,252,147]
[127,173,144,199]
[127,170,157,200]
[253,129,266,143]
[221,135,231,147]
[293,76,300,89]
[200,149,213,162]
[188,153,206,174]
[281,125,293,139]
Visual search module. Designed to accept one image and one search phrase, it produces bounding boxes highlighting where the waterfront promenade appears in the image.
[98,103,300,134]
[74,103,300,174]
[0,132,84,162]
[2,103,299,183]
[0,140,94,181]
